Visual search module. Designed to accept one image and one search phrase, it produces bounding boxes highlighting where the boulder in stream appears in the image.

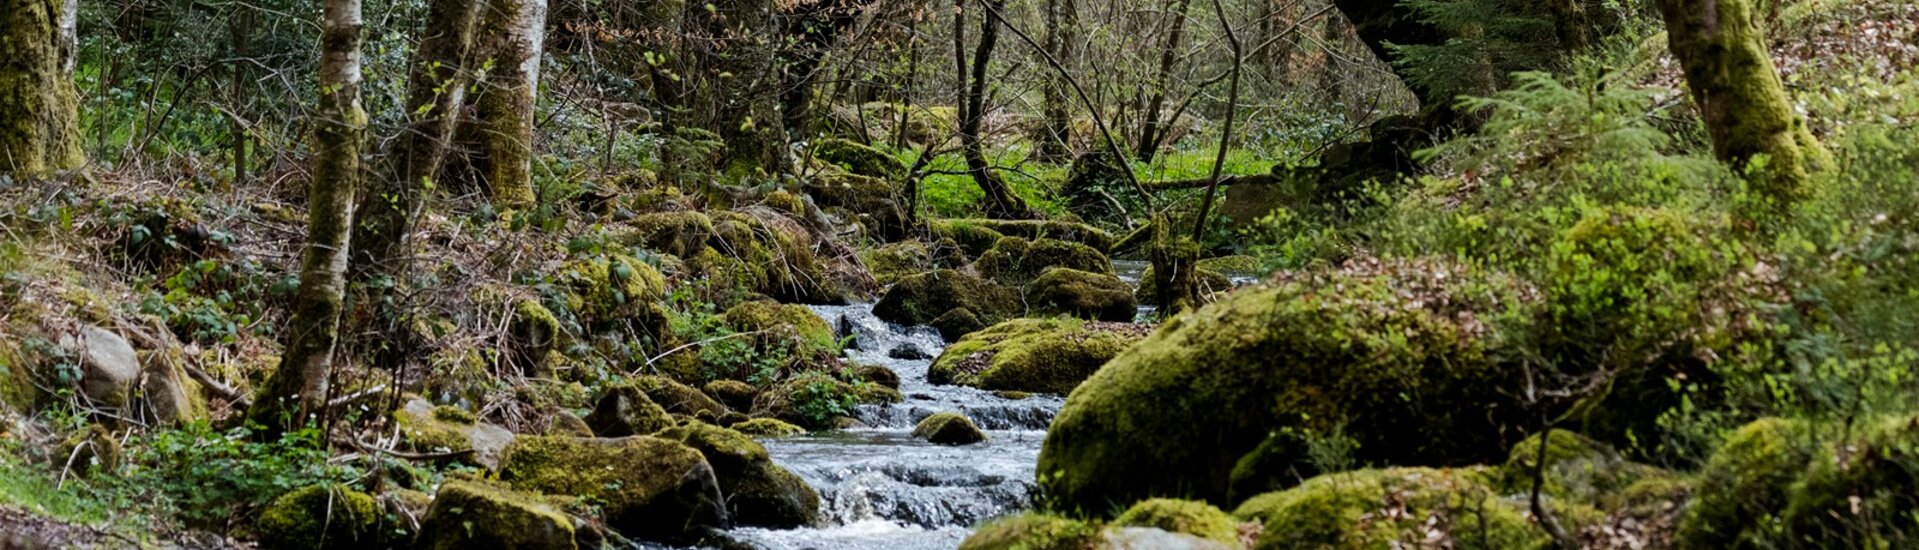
[913,412,986,445]
[1025,267,1137,322]
[500,435,729,542]
[929,318,1150,394]
[659,422,820,528]
[873,269,1018,340]
[418,481,576,550]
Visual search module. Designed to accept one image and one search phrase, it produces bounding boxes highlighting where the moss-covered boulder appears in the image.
[932,219,1116,254]
[1232,468,1545,550]
[750,370,893,430]
[732,417,806,438]
[393,396,516,469]
[619,211,714,259]
[852,364,900,389]
[1499,429,1666,507]
[913,412,986,445]
[582,384,675,437]
[805,170,909,241]
[860,241,934,286]
[1026,268,1137,322]
[873,269,1019,338]
[658,422,820,528]
[1678,415,1919,548]
[417,481,576,550]
[812,138,908,180]
[724,300,839,364]
[508,300,565,377]
[1038,259,1537,512]
[623,375,730,418]
[959,513,1104,550]
[256,484,381,550]
[1111,499,1240,546]
[703,379,759,412]
[693,210,849,304]
[499,435,728,541]
[555,253,670,328]
[975,238,1113,286]
[929,318,1149,394]
[1674,418,1814,547]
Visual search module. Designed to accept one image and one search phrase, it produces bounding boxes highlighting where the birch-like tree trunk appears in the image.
[249,0,365,433]
[474,0,545,207]
[1656,0,1830,212]
[0,0,84,177]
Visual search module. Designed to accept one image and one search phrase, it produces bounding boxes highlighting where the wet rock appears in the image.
[930,307,990,342]
[874,269,1019,336]
[393,396,516,469]
[731,417,806,438]
[975,237,1113,286]
[418,481,576,550]
[702,380,758,412]
[61,326,138,411]
[913,412,986,445]
[853,364,901,388]
[929,318,1150,394]
[257,484,381,550]
[583,384,675,437]
[658,422,820,528]
[500,435,729,542]
[886,344,931,361]
[1026,267,1137,322]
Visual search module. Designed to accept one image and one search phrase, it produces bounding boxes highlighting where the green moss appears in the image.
[1111,499,1239,545]
[762,189,808,217]
[958,513,1103,550]
[0,0,85,177]
[1500,430,1665,506]
[732,417,806,438]
[658,422,819,527]
[1038,258,1538,512]
[872,269,1020,333]
[1026,268,1137,322]
[556,253,669,325]
[625,375,730,417]
[1675,417,1816,547]
[509,300,565,376]
[976,238,1113,286]
[418,481,575,550]
[813,138,908,180]
[256,484,380,550]
[1133,266,1232,307]
[702,379,758,411]
[1233,467,1545,550]
[582,383,675,437]
[695,210,843,303]
[1780,415,1919,546]
[499,435,722,539]
[928,220,1010,257]
[657,421,769,472]
[393,396,513,467]
[725,300,838,361]
[620,211,714,259]
[750,371,874,429]
[929,318,1148,394]
[913,412,986,445]
[860,241,933,286]
[932,219,1116,252]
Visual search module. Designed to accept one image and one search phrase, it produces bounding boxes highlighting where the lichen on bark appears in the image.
[0,0,85,177]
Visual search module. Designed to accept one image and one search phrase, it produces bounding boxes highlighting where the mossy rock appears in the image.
[582,383,675,437]
[930,307,990,342]
[929,318,1149,394]
[959,513,1104,550]
[499,435,728,541]
[546,411,594,437]
[1026,267,1137,322]
[1233,467,1545,550]
[1499,429,1667,508]
[732,417,806,438]
[697,210,845,304]
[56,424,120,477]
[657,422,820,528]
[1112,499,1240,546]
[508,300,565,377]
[703,379,759,412]
[393,396,516,469]
[928,220,1010,257]
[1779,415,1919,546]
[1674,417,1816,547]
[1134,266,1233,307]
[812,137,907,180]
[975,237,1113,286]
[851,364,900,389]
[555,253,669,327]
[803,169,910,240]
[873,269,1019,337]
[256,484,381,550]
[1038,259,1538,512]
[750,371,886,430]
[932,219,1116,253]
[724,300,838,363]
[860,241,933,286]
[620,211,714,259]
[913,412,986,445]
[417,481,576,550]
[625,375,730,418]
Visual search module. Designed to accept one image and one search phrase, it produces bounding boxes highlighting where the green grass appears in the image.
[902,143,1276,220]
[0,447,117,524]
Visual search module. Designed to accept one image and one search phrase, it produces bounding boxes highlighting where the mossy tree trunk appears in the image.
[1032,0,1075,162]
[779,0,865,140]
[471,0,545,207]
[1656,0,1830,211]
[0,0,84,177]
[353,0,485,279]
[955,0,1033,220]
[1150,214,1200,314]
[249,0,366,434]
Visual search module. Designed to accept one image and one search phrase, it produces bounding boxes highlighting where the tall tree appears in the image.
[955,0,1033,219]
[1656,0,1829,211]
[683,0,792,175]
[353,0,486,279]
[1135,0,1194,162]
[1032,0,1076,161]
[472,0,547,207]
[249,0,366,433]
[0,0,84,176]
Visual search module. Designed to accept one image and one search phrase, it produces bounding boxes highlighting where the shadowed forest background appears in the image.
[1,0,1918,547]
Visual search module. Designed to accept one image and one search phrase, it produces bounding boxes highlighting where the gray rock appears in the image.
[61,326,139,411]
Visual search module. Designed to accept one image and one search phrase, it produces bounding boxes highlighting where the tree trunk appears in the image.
[0,0,85,177]
[1656,0,1829,211]
[473,0,545,207]
[779,0,865,140]
[1032,0,1074,162]
[353,0,485,279]
[685,0,791,175]
[957,0,1032,219]
[1135,0,1193,162]
[249,0,366,434]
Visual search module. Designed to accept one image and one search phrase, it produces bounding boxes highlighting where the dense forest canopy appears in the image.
[1,0,1917,548]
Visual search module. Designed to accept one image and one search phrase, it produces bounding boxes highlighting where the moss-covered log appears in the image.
[0,0,84,176]
[1656,0,1831,211]
[248,0,366,433]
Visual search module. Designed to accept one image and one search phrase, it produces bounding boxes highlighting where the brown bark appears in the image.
[0,0,84,177]
[249,0,366,434]
[1032,0,1075,161]
[956,0,1033,219]
[1656,0,1830,212]
[1135,0,1193,162]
